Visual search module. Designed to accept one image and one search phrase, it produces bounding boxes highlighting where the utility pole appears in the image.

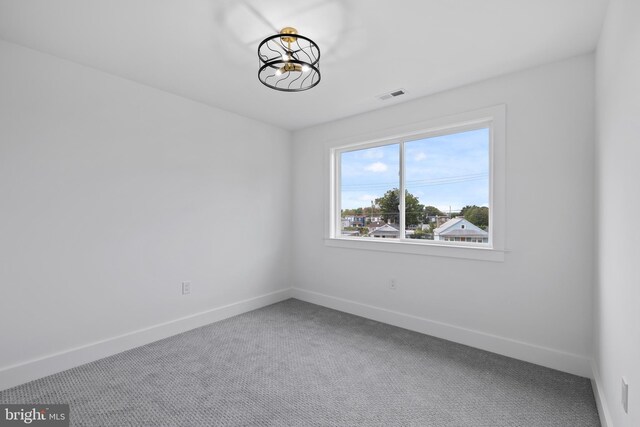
[371,200,374,223]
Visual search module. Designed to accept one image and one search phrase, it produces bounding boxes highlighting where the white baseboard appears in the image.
[3,287,609,423]
[591,360,613,427]
[291,288,592,378]
[0,288,292,392]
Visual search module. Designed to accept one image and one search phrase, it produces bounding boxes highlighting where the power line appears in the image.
[341,175,487,192]
[340,173,487,189]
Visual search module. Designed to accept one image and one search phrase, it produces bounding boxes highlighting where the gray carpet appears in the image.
[0,299,599,426]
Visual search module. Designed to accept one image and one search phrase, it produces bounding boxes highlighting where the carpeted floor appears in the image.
[0,299,600,426]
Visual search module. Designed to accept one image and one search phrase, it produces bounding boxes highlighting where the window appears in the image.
[327,105,506,261]
[337,128,489,244]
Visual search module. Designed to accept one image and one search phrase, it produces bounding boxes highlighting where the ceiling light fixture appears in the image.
[258,27,321,92]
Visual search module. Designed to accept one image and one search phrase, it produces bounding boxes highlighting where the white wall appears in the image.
[594,0,640,425]
[0,40,291,387]
[292,55,595,376]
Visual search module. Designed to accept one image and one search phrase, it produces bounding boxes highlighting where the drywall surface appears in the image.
[292,55,595,375]
[595,0,640,425]
[0,40,291,376]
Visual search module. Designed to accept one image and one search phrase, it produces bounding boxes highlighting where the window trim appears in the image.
[325,105,506,262]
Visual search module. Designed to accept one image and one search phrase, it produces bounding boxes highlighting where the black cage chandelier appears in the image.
[258,27,321,92]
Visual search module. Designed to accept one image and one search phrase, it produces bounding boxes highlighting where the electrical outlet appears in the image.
[622,377,629,414]
[181,281,191,295]
[389,279,397,290]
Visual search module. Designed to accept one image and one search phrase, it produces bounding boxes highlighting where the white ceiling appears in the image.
[0,0,608,130]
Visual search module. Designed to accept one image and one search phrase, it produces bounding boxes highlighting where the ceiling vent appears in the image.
[377,89,406,101]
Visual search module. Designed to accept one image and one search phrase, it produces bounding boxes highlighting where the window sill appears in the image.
[324,237,505,262]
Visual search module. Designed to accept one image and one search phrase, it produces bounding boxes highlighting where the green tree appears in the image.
[460,205,489,229]
[422,205,444,222]
[362,205,381,220]
[375,189,399,223]
[410,228,428,240]
[375,188,424,226]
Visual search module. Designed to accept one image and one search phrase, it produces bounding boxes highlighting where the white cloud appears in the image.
[414,152,427,161]
[364,162,388,172]
[360,148,385,159]
[359,194,377,202]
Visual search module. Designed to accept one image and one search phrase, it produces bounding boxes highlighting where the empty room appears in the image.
[0,0,637,426]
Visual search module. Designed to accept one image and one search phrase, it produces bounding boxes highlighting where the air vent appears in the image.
[377,89,406,101]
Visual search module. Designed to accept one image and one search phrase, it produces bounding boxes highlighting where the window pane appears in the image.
[340,144,399,238]
[404,128,490,243]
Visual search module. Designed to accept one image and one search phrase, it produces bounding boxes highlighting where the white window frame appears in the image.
[325,105,506,262]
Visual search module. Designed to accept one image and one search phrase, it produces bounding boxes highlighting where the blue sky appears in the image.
[340,128,489,212]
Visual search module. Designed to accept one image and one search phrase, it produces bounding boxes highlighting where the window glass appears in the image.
[404,128,490,243]
[340,144,399,238]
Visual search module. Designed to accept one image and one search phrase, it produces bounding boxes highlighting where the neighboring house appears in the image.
[342,215,367,227]
[369,223,399,238]
[422,215,451,230]
[351,216,366,227]
[367,220,386,231]
[433,218,488,243]
[435,216,452,228]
